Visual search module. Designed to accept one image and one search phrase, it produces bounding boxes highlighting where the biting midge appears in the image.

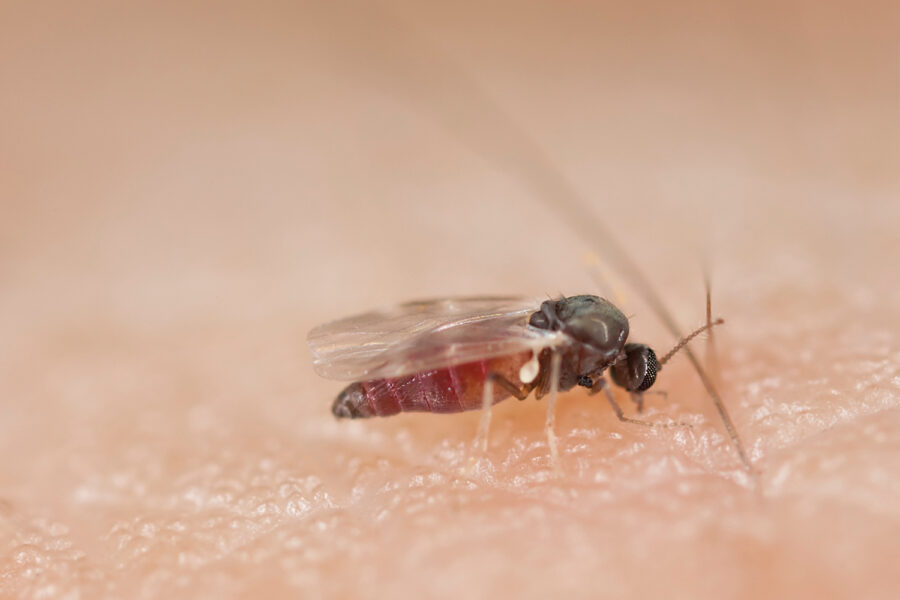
[326,295,719,424]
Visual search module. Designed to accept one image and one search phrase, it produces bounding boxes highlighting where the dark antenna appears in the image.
[337,4,754,478]
[658,318,724,367]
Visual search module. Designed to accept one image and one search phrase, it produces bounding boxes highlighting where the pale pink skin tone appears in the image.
[1,2,898,599]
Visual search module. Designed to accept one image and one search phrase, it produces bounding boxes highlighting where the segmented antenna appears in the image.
[658,318,724,367]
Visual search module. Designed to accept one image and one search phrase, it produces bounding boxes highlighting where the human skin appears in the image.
[1,2,898,599]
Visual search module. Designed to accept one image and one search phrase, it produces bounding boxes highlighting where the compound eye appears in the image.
[611,344,659,391]
[634,349,659,391]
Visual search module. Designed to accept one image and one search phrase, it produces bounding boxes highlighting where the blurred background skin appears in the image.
[1,1,898,598]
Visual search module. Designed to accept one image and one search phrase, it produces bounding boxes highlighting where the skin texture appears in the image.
[1,1,898,599]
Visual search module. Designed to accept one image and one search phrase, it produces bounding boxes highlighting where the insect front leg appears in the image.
[586,377,689,429]
[632,392,644,413]
[632,389,668,413]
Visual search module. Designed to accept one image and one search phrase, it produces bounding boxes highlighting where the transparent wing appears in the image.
[307,296,566,381]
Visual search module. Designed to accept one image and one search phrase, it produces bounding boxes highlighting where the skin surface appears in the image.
[1,1,898,598]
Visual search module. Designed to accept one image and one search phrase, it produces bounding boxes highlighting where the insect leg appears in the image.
[632,389,669,413]
[545,352,563,475]
[631,392,644,413]
[472,375,495,454]
[472,372,536,455]
[590,378,689,429]
[486,372,534,401]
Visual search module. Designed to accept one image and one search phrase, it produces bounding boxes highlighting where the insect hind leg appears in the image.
[486,372,534,401]
[471,372,535,455]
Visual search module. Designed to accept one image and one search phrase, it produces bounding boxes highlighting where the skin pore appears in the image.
[1,2,898,599]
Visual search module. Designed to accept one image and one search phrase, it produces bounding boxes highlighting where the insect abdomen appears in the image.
[332,352,532,419]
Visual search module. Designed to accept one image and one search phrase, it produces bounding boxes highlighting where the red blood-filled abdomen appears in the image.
[331,352,532,419]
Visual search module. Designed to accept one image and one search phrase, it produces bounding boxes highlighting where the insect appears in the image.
[312,6,754,476]
[308,295,721,449]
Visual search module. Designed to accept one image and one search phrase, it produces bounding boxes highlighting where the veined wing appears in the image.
[307,296,565,381]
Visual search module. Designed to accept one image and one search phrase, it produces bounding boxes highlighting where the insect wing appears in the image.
[307,297,563,381]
